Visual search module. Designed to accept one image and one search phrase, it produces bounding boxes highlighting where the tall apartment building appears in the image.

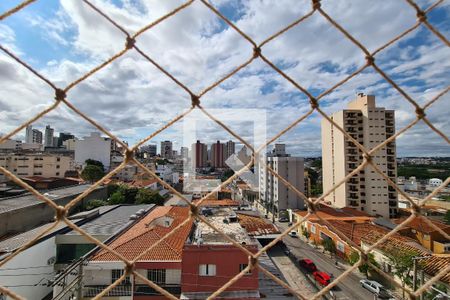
[259,144,305,215]
[160,140,173,159]
[140,144,157,157]
[74,132,112,169]
[321,94,397,219]
[180,146,189,160]
[58,132,75,147]
[211,141,225,168]
[224,140,235,161]
[44,125,54,147]
[25,125,43,144]
[0,153,73,181]
[191,140,207,168]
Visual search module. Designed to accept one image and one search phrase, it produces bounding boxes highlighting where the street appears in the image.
[275,222,375,300]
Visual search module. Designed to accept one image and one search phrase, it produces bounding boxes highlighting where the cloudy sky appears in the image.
[0,0,449,156]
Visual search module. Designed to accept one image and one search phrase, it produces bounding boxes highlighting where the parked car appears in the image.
[298,259,317,273]
[360,279,392,299]
[278,217,289,222]
[313,271,331,286]
[288,230,298,237]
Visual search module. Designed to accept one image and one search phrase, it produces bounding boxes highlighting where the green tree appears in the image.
[135,189,164,205]
[109,191,126,204]
[387,249,418,299]
[302,227,310,241]
[86,199,108,210]
[348,251,378,278]
[444,210,450,225]
[107,183,120,197]
[321,238,336,257]
[221,169,235,182]
[85,159,105,172]
[81,165,105,183]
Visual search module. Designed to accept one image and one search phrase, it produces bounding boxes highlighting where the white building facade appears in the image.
[74,132,112,170]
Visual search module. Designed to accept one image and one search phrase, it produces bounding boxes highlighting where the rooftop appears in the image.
[191,208,252,245]
[0,184,95,214]
[392,216,450,234]
[237,212,279,236]
[92,206,193,262]
[296,204,374,221]
[192,198,240,207]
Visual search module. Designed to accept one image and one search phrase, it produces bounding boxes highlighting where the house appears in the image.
[392,216,450,254]
[83,206,193,299]
[181,207,259,300]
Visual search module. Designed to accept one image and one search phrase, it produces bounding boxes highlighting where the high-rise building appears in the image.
[160,141,173,159]
[259,148,305,215]
[32,129,43,144]
[321,93,397,219]
[58,132,75,147]
[224,140,235,162]
[44,125,54,147]
[141,144,157,157]
[25,125,33,144]
[181,147,189,159]
[191,140,207,168]
[210,141,225,168]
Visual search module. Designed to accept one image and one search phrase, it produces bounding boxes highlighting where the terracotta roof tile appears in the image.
[192,198,239,207]
[392,216,450,234]
[237,213,279,236]
[92,206,192,262]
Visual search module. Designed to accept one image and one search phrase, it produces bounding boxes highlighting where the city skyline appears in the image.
[0,1,449,157]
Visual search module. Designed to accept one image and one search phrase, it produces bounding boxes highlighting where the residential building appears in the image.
[393,216,450,254]
[224,140,235,161]
[181,207,259,300]
[58,132,75,147]
[25,126,43,144]
[74,132,112,169]
[141,144,157,157]
[0,153,73,182]
[160,141,173,159]
[259,148,305,216]
[191,140,207,168]
[0,139,21,151]
[321,93,398,218]
[83,206,193,299]
[63,138,77,151]
[44,125,55,147]
[32,128,43,144]
[110,155,139,181]
[210,140,225,168]
[25,125,33,144]
[180,147,189,160]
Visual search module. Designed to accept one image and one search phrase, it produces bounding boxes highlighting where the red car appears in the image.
[298,259,317,273]
[313,271,331,286]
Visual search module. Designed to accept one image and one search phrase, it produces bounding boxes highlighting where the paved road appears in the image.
[267,244,317,299]
[276,222,375,300]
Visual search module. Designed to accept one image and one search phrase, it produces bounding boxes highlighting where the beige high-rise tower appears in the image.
[321,93,398,218]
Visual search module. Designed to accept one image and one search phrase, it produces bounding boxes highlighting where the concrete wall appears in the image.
[0,237,56,300]
[0,186,107,236]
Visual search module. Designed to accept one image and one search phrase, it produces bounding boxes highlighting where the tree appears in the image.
[135,189,164,205]
[321,238,336,257]
[444,210,450,225]
[109,191,126,204]
[86,199,108,210]
[81,165,105,183]
[387,249,418,299]
[302,227,310,241]
[85,159,105,172]
[221,169,234,182]
[348,251,378,278]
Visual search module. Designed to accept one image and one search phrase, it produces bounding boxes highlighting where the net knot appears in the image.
[365,55,375,66]
[191,93,200,107]
[253,47,261,58]
[312,0,321,10]
[55,205,67,220]
[417,10,427,23]
[189,204,199,217]
[55,89,66,102]
[306,200,316,214]
[124,263,134,275]
[309,97,319,109]
[124,149,134,162]
[415,107,426,119]
[125,36,136,49]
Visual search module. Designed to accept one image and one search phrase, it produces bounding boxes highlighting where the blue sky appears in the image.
[0,0,449,156]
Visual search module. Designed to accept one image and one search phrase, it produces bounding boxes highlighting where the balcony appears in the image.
[388,172,395,177]
[386,128,394,134]
[389,193,397,199]
[388,186,396,192]
[349,193,358,200]
[387,164,395,170]
[349,201,358,206]
[387,150,395,155]
[349,178,358,184]
[389,201,397,207]
[387,157,395,162]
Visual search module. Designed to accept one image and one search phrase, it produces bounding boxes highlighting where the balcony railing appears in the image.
[83,285,131,297]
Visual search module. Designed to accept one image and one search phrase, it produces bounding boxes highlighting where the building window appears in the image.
[147,269,166,284]
[111,269,130,285]
[199,264,216,276]
[337,241,345,252]
[310,224,316,234]
[239,264,252,275]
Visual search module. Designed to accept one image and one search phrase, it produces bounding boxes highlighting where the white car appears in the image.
[288,231,298,238]
[360,279,393,299]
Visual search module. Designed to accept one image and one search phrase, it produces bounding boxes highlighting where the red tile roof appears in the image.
[392,216,450,234]
[92,206,192,262]
[237,213,279,236]
[192,198,240,207]
[296,204,374,222]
